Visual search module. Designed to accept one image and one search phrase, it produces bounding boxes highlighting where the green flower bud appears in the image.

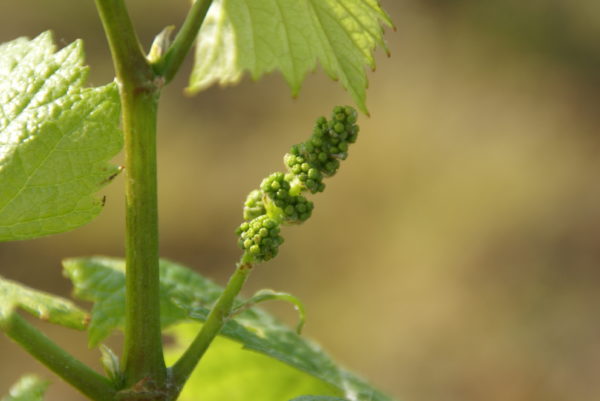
[334,122,345,133]
[237,215,284,262]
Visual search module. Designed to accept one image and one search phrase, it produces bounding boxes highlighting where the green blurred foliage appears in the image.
[1,1,600,401]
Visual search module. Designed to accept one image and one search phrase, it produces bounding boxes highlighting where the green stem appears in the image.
[170,264,253,388]
[153,0,214,83]
[3,314,116,401]
[95,0,153,88]
[121,88,165,387]
[95,0,166,387]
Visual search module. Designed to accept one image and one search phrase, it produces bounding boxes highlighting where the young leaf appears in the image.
[0,275,88,330]
[99,344,124,387]
[165,323,342,401]
[187,0,393,113]
[1,375,49,401]
[0,32,123,242]
[63,257,396,401]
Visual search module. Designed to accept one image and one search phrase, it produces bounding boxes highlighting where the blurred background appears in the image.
[1,0,600,400]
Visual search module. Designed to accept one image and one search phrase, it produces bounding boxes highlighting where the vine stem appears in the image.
[170,263,253,388]
[3,313,116,401]
[120,87,165,387]
[95,0,166,387]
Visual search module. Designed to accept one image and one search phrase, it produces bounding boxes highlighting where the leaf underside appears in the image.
[0,275,88,330]
[63,257,396,401]
[0,31,122,242]
[165,323,343,401]
[1,375,49,401]
[188,0,393,113]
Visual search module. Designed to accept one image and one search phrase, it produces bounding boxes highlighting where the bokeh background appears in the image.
[1,1,600,400]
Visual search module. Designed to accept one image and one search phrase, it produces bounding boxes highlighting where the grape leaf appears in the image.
[62,257,193,347]
[290,397,349,401]
[63,257,396,401]
[0,32,122,242]
[0,275,88,330]
[188,0,393,113]
[1,375,49,401]
[165,323,342,401]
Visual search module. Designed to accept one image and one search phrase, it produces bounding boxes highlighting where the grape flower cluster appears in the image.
[236,106,359,263]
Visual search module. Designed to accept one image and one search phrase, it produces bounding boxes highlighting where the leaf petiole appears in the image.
[2,312,116,401]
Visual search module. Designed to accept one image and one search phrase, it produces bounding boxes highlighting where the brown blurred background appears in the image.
[1,1,600,400]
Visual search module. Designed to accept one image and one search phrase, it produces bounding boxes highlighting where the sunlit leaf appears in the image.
[0,32,122,241]
[188,0,393,113]
[165,322,341,401]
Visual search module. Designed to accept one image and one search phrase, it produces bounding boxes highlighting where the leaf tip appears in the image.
[38,307,50,321]
[357,100,370,117]
[36,30,55,44]
[83,313,91,328]
[100,165,124,186]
